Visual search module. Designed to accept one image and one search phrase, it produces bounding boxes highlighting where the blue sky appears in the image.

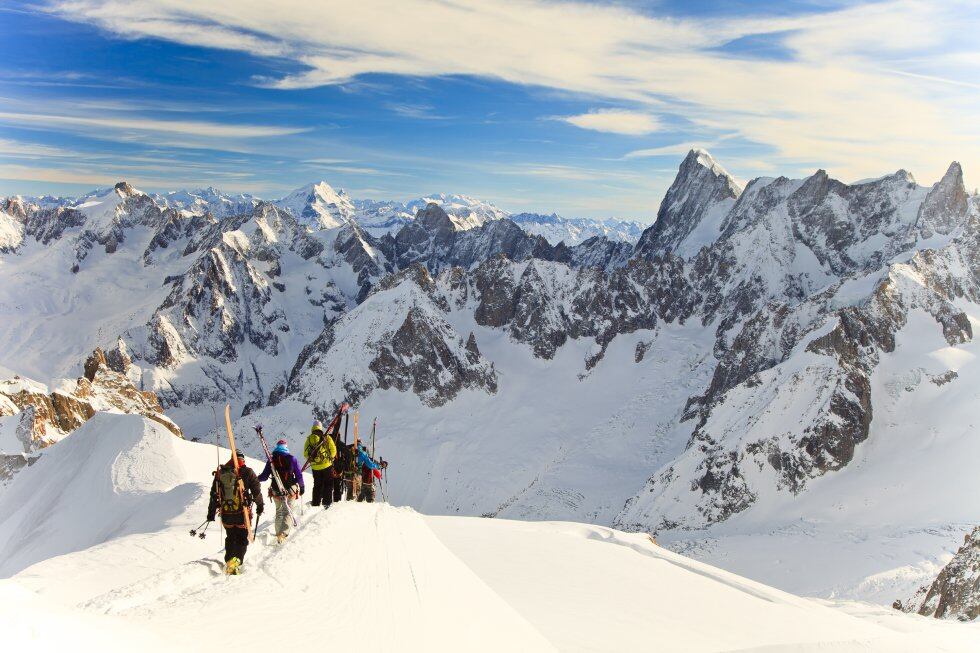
[0,0,977,222]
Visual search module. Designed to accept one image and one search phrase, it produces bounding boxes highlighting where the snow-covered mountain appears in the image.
[274,181,356,229]
[511,212,645,245]
[8,182,645,246]
[153,187,259,218]
[2,413,976,651]
[3,150,980,614]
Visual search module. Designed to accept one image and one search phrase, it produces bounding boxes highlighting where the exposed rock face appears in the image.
[379,202,630,275]
[899,526,980,621]
[122,202,367,417]
[617,207,979,530]
[0,348,181,456]
[0,198,27,252]
[916,162,969,239]
[280,264,497,411]
[634,149,742,258]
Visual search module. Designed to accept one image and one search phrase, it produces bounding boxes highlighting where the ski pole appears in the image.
[190,520,208,537]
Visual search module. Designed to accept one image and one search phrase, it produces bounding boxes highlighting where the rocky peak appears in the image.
[415,202,456,234]
[114,181,138,197]
[634,149,742,259]
[275,181,355,230]
[281,268,496,409]
[2,196,27,220]
[916,161,969,238]
[0,348,182,462]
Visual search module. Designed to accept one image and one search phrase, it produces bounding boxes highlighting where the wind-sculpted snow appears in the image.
[0,413,194,577]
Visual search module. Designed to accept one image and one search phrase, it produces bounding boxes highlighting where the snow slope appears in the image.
[661,304,980,605]
[4,413,977,651]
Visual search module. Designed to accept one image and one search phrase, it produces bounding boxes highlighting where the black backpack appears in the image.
[335,442,354,474]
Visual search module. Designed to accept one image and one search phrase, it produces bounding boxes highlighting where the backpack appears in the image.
[272,452,296,493]
[217,466,243,513]
[336,443,354,474]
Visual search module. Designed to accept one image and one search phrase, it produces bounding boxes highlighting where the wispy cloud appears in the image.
[559,109,661,136]
[623,143,709,160]
[385,102,449,120]
[40,0,980,184]
[0,111,306,138]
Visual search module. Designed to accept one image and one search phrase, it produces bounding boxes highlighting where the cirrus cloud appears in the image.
[36,0,980,185]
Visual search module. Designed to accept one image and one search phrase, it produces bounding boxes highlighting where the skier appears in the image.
[304,421,337,509]
[355,443,386,503]
[257,438,304,543]
[206,451,264,575]
[338,440,359,501]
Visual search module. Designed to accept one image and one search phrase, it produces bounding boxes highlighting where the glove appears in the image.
[256,504,264,517]
[300,486,305,495]
[206,514,215,522]
[381,461,389,469]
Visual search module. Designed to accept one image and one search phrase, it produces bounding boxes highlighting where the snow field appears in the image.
[1,413,978,651]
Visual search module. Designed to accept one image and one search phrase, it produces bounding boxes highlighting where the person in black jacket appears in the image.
[207,452,264,575]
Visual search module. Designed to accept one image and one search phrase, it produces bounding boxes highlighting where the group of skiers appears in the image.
[205,408,388,575]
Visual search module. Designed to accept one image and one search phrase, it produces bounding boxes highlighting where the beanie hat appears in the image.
[277,439,287,446]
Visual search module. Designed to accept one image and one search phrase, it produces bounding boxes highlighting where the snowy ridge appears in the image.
[3,413,977,651]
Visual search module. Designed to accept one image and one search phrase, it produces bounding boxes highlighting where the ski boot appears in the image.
[224,557,243,575]
[276,533,287,544]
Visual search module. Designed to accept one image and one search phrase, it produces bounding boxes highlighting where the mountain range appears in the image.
[17,181,643,246]
[1,148,979,616]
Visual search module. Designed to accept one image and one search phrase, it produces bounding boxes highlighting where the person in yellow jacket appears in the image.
[304,421,338,508]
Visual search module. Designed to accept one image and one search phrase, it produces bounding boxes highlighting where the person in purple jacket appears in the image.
[258,439,305,543]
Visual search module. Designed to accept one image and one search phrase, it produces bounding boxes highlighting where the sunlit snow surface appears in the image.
[2,413,978,651]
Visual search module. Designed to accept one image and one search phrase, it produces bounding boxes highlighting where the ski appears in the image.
[301,402,350,472]
[255,425,299,528]
[352,411,360,501]
[224,404,254,543]
[353,411,359,451]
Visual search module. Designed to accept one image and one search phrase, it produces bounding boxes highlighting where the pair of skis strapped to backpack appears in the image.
[255,424,298,528]
[219,404,254,543]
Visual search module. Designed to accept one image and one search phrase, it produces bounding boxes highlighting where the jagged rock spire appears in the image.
[916,162,969,238]
[634,149,742,258]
